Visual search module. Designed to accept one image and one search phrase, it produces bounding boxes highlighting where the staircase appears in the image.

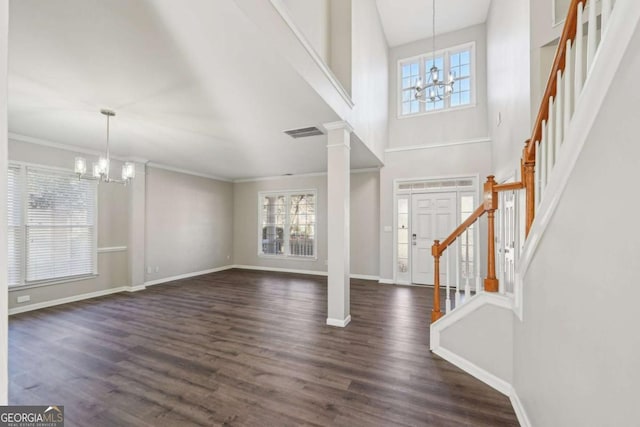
[430,0,617,322]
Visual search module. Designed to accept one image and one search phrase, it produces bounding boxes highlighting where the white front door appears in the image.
[411,192,456,285]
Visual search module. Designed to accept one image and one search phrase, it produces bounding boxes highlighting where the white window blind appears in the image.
[259,191,316,258]
[8,165,23,287]
[7,164,97,286]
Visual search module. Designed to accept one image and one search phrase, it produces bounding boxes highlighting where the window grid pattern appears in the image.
[450,50,472,107]
[260,191,316,258]
[399,45,473,116]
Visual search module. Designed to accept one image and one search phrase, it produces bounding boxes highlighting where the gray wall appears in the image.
[379,142,493,282]
[387,24,488,149]
[486,0,531,178]
[145,167,233,282]
[440,303,513,384]
[8,139,130,309]
[233,171,380,277]
[514,24,640,426]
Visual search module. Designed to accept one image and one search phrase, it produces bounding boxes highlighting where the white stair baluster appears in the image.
[564,39,574,131]
[445,250,451,313]
[535,141,541,208]
[455,239,461,307]
[556,70,564,151]
[475,222,482,294]
[575,2,585,99]
[548,97,555,169]
[464,228,471,300]
[541,120,548,199]
[587,0,597,73]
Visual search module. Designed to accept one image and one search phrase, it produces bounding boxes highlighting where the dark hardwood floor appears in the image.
[9,269,518,426]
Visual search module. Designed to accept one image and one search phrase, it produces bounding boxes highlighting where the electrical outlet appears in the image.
[17,295,30,303]
[146,266,152,274]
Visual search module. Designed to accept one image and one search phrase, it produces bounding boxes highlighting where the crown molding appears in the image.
[233,167,379,183]
[146,162,233,183]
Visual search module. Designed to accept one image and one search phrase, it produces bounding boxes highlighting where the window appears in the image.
[7,164,97,287]
[399,43,475,117]
[259,190,316,259]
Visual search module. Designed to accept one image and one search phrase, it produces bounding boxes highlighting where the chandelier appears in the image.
[414,0,455,102]
[74,109,135,184]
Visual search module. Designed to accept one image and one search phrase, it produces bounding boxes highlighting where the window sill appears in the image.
[397,103,477,120]
[258,254,318,262]
[8,273,100,291]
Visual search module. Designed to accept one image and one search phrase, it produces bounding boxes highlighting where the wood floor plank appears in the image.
[9,269,518,426]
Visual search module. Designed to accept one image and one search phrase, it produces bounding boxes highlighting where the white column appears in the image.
[0,0,8,405]
[129,162,146,290]
[324,121,352,327]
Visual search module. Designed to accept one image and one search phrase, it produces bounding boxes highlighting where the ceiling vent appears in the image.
[284,126,324,139]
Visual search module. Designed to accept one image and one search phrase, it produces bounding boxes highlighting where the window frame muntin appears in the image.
[397,41,477,119]
[257,189,318,261]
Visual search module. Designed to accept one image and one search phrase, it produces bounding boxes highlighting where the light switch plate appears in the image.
[384,226,392,232]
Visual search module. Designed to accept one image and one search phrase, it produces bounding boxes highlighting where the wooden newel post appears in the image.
[431,240,443,322]
[483,176,499,292]
[523,141,536,236]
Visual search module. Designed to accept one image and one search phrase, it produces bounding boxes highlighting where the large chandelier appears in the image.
[414,0,455,102]
[74,109,135,184]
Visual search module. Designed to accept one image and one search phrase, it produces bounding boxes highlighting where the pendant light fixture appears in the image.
[414,0,455,102]
[74,109,135,184]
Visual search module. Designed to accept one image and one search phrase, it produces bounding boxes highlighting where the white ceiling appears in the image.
[376,0,492,47]
[8,0,379,180]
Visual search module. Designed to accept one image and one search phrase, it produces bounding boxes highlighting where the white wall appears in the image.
[350,0,389,160]
[7,139,130,310]
[388,25,488,150]
[514,23,640,426]
[145,167,233,281]
[329,0,352,94]
[0,0,8,404]
[378,142,493,282]
[486,0,531,178]
[233,171,380,277]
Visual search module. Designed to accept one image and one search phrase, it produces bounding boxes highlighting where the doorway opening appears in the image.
[394,176,480,288]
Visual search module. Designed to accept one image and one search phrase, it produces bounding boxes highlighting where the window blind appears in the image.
[8,165,23,287]
[24,167,97,283]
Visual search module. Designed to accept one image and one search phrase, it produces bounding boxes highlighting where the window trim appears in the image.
[8,160,99,289]
[257,189,318,261]
[397,41,477,119]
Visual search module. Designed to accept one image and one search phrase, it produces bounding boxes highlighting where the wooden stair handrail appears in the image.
[435,204,485,256]
[525,0,586,163]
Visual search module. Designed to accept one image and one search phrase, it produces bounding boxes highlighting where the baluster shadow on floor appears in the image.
[9,269,518,426]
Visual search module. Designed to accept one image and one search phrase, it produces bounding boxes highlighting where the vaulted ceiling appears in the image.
[8,0,378,180]
[376,0,492,47]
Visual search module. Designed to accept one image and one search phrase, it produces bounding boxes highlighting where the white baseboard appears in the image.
[378,278,395,285]
[232,264,377,280]
[326,315,351,327]
[432,346,512,396]
[510,387,532,427]
[232,264,327,277]
[144,265,234,287]
[350,274,379,281]
[9,286,129,315]
[126,284,146,292]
